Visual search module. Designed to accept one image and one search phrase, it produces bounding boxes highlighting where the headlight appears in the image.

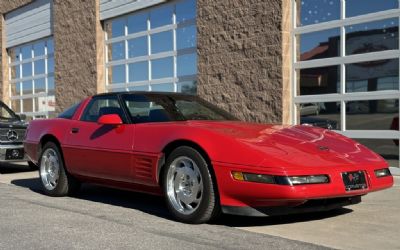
[374,168,391,178]
[231,172,329,185]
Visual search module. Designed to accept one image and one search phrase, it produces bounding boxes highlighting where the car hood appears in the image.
[187,121,385,169]
[0,119,27,129]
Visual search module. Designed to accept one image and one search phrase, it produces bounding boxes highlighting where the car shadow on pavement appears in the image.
[215,208,353,227]
[11,178,172,220]
[0,163,33,174]
[10,177,353,226]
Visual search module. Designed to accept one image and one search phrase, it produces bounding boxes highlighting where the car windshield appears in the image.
[0,102,18,121]
[122,94,238,123]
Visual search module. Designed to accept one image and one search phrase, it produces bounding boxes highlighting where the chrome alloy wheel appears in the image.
[40,148,60,191]
[166,156,204,215]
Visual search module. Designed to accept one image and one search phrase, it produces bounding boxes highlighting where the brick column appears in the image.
[53,0,105,113]
[197,0,285,123]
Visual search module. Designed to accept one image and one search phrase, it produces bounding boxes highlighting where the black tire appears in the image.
[38,142,80,197]
[28,161,38,170]
[162,146,220,224]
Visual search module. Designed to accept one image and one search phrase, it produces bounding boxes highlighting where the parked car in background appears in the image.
[300,116,338,130]
[391,116,399,146]
[300,103,320,116]
[24,92,393,223]
[0,101,35,168]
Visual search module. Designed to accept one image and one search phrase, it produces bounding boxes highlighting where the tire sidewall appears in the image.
[39,142,68,196]
[163,146,216,223]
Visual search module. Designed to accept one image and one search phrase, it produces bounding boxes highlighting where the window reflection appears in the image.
[109,42,125,61]
[297,102,340,130]
[177,54,197,76]
[346,59,399,92]
[176,0,196,23]
[346,0,398,18]
[152,83,174,92]
[297,0,340,27]
[298,28,340,61]
[151,31,173,54]
[128,37,148,58]
[150,5,173,28]
[128,13,147,34]
[346,99,399,130]
[298,66,340,95]
[346,19,398,56]
[129,62,148,82]
[177,26,196,50]
[152,57,173,79]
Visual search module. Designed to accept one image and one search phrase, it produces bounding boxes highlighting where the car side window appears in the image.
[81,96,124,123]
[123,94,172,123]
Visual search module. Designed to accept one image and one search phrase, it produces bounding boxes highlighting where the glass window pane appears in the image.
[177,26,196,50]
[11,82,21,96]
[346,99,399,130]
[129,61,148,82]
[346,59,399,93]
[35,78,46,94]
[9,48,20,62]
[355,139,399,168]
[110,19,126,38]
[12,100,21,113]
[22,63,32,77]
[152,57,173,79]
[47,57,54,73]
[33,41,45,56]
[150,5,173,28]
[128,13,148,34]
[48,77,55,95]
[176,0,196,23]
[36,96,55,112]
[298,28,340,61]
[47,39,54,54]
[128,36,148,58]
[297,102,340,130]
[109,42,125,61]
[298,66,340,95]
[346,0,398,18]
[11,65,20,80]
[23,99,33,113]
[128,85,149,91]
[22,80,33,95]
[151,31,173,54]
[177,81,197,94]
[34,59,45,75]
[21,45,31,60]
[151,83,174,92]
[177,53,197,77]
[297,0,340,26]
[346,19,398,56]
[109,65,126,84]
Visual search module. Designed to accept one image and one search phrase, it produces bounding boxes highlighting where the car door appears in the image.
[63,95,135,182]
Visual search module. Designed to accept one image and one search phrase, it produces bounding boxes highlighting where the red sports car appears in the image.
[24,92,393,223]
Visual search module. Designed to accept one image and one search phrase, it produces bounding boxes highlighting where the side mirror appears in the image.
[97,114,123,126]
[18,114,27,121]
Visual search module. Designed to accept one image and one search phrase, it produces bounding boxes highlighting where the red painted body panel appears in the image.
[24,98,394,210]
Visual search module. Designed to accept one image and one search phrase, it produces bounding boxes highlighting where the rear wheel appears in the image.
[39,142,80,196]
[162,146,219,224]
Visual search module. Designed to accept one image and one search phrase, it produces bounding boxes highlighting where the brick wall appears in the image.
[197,0,285,123]
[53,0,104,113]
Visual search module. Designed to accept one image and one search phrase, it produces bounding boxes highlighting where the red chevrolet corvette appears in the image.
[24,92,393,223]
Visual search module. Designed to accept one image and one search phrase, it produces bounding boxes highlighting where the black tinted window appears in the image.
[122,94,237,123]
[81,96,124,122]
[58,102,82,119]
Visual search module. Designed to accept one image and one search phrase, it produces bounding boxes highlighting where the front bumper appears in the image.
[213,161,394,211]
[0,144,28,162]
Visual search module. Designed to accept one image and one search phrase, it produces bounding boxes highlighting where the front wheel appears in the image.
[39,142,80,196]
[162,146,219,224]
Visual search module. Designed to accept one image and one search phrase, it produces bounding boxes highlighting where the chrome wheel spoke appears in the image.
[166,156,204,215]
[40,148,61,191]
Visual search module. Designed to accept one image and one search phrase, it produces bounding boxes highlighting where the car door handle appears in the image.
[71,128,79,134]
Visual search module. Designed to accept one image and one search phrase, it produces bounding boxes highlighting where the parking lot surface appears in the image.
[0,163,399,250]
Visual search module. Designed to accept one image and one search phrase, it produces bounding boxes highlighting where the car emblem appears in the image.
[318,146,329,151]
[7,130,18,142]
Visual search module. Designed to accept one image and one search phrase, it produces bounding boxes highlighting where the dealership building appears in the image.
[0,0,398,167]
